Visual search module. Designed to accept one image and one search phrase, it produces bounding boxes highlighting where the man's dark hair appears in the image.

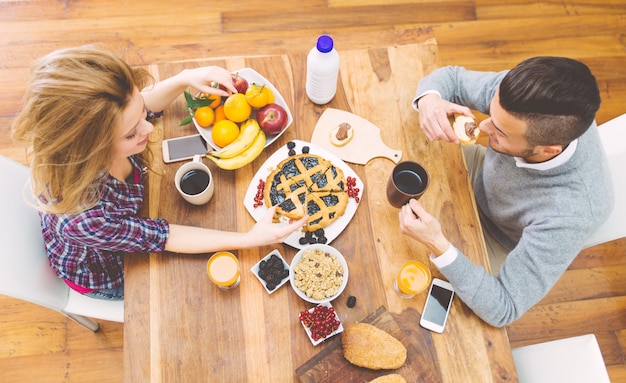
[499,56,600,147]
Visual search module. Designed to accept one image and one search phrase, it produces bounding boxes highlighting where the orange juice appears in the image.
[207,252,240,289]
[395,260,431,298]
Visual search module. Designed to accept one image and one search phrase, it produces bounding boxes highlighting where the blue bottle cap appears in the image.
[316,35,334,53]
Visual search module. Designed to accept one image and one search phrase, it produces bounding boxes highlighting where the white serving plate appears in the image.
[289,244,349,305]
[243,140,364,249]
[299,302,344,346]
[250,249,290,294]
[193,67,293,150]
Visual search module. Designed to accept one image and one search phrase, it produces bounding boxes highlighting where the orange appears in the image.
[198,93,221,108]
[214,105,226,123]
[212,119,240,147]
[245,83,274,108]
[223,93,252,123]
[194,106,215,128]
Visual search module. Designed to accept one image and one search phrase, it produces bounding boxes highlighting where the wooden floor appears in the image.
[1,1,625,382]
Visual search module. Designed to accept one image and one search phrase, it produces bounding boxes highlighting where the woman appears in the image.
[12,45,306,300]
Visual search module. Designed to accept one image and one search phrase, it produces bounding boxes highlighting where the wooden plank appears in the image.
[0,321,66,358]
[537,265,626,305]
[507,296,626,342]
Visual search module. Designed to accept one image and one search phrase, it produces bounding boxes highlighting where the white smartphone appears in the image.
[162,134,208,163]
[420,278,455,333]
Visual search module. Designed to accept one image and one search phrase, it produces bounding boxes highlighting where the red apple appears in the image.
[232,74,249,94]
[256,103,288,135]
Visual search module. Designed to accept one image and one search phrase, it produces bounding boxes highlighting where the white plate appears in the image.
[243,140,364,249]
[250,249,290,294]
[193,67,293,150]
[289,244,349,304]
[299,302,344,346]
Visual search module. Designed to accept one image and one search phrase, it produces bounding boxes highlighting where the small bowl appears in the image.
[251,249,290,294]
[299,302,344,346]
[289,244,349,304]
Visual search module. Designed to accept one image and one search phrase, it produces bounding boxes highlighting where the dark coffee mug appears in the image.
[386,161,429,208]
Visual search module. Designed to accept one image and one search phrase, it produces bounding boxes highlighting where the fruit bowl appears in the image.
[289,244,349,304]
[193,67,293,150]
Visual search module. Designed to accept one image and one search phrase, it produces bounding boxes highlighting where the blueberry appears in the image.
[288,149,296,156]
[299,237,308,245]
[347,296,357,308]
[287,141,296,149]
[302,146,310,153]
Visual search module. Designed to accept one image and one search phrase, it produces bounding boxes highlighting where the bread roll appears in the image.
[342,323,407,370]
[369,374,407,383]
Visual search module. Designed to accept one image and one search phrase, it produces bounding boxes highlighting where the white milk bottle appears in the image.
[305,35,340,105]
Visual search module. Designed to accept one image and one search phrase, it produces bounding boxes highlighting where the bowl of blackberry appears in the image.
[251,249,290,293]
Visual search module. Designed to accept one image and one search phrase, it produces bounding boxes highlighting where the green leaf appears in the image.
[184,90,194,105]
[187,98,213,109]
[179,115,193,126]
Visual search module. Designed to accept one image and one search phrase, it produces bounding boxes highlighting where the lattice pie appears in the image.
[264,153,348,232]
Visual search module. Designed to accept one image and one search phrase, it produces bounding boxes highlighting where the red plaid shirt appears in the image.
[40,156,169,290]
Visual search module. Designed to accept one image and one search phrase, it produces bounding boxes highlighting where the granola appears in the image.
[293,248,344,300]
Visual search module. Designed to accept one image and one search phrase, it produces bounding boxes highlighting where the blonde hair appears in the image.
[11,45,153,215]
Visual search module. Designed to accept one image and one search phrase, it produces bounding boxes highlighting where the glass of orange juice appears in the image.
[393,260,431,299]
[207,251,240,290]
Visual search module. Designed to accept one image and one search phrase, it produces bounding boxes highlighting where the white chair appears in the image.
[0,155,124,332]
[512,334,610,383]
[584,113,626,248]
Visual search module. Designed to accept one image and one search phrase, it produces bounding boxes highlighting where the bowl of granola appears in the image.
[289,244,348,304]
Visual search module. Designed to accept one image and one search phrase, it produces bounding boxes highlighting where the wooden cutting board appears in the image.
[310,108,402,165]
[295,306,441,383]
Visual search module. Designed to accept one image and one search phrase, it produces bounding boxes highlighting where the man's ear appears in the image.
[536,144,563,156]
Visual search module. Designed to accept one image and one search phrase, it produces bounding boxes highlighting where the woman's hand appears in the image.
[399,199,450,256]
[417,94,473,143]
[181,66,237,97]
[244,206,308,247]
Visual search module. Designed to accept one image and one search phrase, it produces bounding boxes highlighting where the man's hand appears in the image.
[417,94,474,144]
[399,199,451,256]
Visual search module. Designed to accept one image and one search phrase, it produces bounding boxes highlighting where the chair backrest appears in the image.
[583,113,626,248]
[512,334,610,383]
[0,156,70,312]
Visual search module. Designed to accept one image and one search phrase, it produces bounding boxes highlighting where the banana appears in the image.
[211,119,261,159]
[207,130,266,170]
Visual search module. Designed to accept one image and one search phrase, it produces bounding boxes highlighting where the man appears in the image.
[400,57,613,327]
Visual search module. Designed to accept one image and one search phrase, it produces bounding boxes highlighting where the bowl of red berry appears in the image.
[299,302,343,345]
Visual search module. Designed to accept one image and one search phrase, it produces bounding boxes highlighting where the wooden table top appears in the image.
[123,36,518,382]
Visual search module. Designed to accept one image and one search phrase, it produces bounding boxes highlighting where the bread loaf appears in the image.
[369,374,407,383]
[341,323,407,370]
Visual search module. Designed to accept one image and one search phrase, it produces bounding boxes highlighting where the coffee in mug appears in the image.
[180,169,210,195]
[175,154,215,205]
[386,161,429,208]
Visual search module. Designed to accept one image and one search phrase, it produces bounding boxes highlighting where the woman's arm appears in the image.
[141,66,237,113]
[164,206,308,253]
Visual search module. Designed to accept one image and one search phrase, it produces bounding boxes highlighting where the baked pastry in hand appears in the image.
[342,323,407,370]
[452,114,480,145]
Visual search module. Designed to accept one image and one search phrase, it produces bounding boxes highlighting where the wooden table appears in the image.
[124,36,518,382]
